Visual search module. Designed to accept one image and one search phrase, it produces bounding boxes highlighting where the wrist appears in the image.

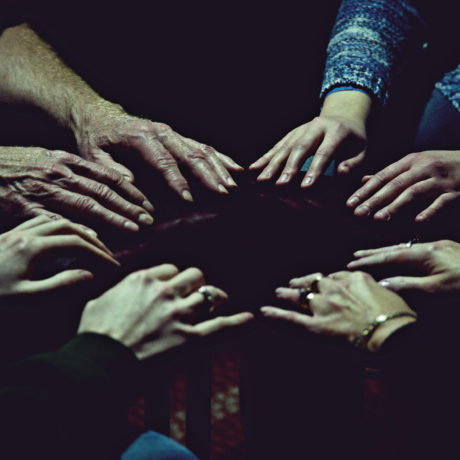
[70,98,125,140]
[367,316,417,353]
[320,90,372,124]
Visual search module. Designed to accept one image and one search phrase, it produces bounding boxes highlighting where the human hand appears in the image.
[348,239,460,294]
[249,91,370,186]
[347,150,460,222]
[0,146,154,231]
[261,271,415,352]
[74,103,243,201]
[78,264,254,360]
[0,216,119,297]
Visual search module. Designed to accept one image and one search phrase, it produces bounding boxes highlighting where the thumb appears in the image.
[337,151,366,174]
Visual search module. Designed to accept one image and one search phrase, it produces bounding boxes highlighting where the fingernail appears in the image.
[182,190,194,202]
[142,200,154,212]
[257,172,269,181]
[226,177,237,187]
[138,213,154,225]
[355,205,370,217]
[275,288,282,296]
[277,173,290,184]
[347,197,359,207]
[416,214,426,222]
[79,271,94,281]
[379,280,390,288]
[124,221,139,232]
[302,176,313,187]
[375,212,390,221]
[354,250,363,256]
[218,184,229,194]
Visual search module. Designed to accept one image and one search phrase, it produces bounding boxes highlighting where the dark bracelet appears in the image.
[353,312,418,350]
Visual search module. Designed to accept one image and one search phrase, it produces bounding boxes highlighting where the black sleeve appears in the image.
[0,333,140,460]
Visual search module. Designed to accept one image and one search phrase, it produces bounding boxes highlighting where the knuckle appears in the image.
[75,196,98,213]
[154,155,177,170]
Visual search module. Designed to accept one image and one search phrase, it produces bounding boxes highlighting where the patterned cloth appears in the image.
[321,0,460,113]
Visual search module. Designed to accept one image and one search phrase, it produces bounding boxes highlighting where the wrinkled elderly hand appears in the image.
[349,239,460,294]
[74,104,243,202]
[0,216,119,297]
[249,90,370,186]
[78,264,253,360]
[261,271,416,352]
[347,150,460,222]
[0,146,154,231]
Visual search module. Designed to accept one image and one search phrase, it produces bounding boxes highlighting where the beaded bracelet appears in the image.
[353,312,418,350]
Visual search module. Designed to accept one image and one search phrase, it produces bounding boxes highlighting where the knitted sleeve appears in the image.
[436,64,460,114]
[321,0,427,105]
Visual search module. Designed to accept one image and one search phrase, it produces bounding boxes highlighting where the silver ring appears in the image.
[406,237,420,248]
[198,286,216,313]
[298,288,315,312]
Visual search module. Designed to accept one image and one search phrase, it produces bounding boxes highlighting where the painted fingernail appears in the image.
[379,280,390,288]
[302,176,313,187]
[124,221,139,232]
[182,190,194,202]
[138,213,154,225]
[347,197,359,207]
[218,184,229,194]
[142,200,154,212]
[226,177,237,187]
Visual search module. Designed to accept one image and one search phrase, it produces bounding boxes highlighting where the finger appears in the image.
[30,219,112,255]
[8,215,52,232]
[379,274,444,293]
[353,170,422,218]
[21,269,94,293]
[28,207,64,222]
[302,130,344,187]
[337,150,366,174]
[416,192,459,222]
[185,312,254,336]
[168,267,205,297]
[277,144,316,185]
[46,188,140,232]
[161,132,229,193]
[289,272,324,288]
[347,246,429,270]
[275,287,300,303]
[346,160,410,208]
[180,286,228,316]
[141,264,180,281]
[257,148,291,181]
[81,147,135,182]
[66,153,154,212]
[354,243,417,258]
[69,174,153,226]
[362,175,372,183]
[260,306,314,328]
[36,234,120,266]
[128,135,193,201]
[216,152,244,171]
[373,178,438,221]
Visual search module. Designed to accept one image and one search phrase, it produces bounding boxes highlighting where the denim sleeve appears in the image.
[321,0,427,105]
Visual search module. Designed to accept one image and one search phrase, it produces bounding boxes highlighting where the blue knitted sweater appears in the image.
[321,0,460,113]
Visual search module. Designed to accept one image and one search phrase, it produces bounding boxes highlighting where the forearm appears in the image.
[0,23,120,131]
[320,90,372,123]
[321,0,427,105]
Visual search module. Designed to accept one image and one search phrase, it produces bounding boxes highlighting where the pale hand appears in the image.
[0,216,119,297]
[78,264,254,360]
[347,150,460,222]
